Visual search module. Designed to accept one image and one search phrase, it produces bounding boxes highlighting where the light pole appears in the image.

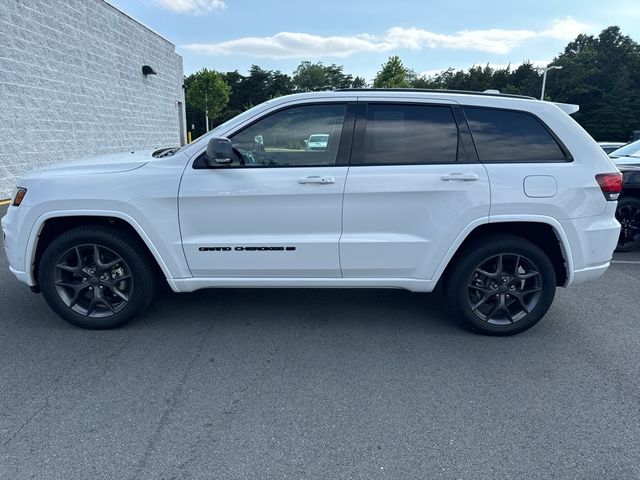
[537,65,562,100]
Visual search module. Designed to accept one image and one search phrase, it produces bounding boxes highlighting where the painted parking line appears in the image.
[611,260,640,265]
[0,199,10,206]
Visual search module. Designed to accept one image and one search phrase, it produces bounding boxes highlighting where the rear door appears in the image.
[340,100,490,279]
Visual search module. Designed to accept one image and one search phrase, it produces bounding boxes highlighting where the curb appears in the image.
[0,199,11,206]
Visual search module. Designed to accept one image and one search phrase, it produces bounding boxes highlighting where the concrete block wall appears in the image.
[0,0,185,198]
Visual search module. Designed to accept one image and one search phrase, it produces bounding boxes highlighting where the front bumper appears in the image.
[2,206,33,286]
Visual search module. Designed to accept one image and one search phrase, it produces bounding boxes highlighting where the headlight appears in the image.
[13,187,27,207]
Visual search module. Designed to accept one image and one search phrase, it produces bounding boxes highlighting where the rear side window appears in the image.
[356,104,459,165]
[464,107,568,162]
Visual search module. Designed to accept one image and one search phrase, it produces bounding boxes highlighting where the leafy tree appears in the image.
[546,26,640,140]
[185,68,230,132]
[373,56,413,88]
[292,61,357,91]
[352,76,367,88]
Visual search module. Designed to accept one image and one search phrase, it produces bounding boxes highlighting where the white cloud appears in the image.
[155,0,225,15]
[182,17,589,58]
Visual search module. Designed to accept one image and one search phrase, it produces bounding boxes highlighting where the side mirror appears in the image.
[205,137,234,167]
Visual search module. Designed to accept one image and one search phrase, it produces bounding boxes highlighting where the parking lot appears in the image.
[1,204,639,479]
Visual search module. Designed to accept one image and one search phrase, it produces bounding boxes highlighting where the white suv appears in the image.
[1,89,622,335]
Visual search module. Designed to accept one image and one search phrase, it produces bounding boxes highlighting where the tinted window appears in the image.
[229,104,346,167]
[357,104,459,165]
[464,107,567,162]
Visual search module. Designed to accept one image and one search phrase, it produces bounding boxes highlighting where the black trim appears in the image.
[192,102,352,170]
[460,105,573,164]
[452,105,479,163]
[335,103,358,166]
[350,101,472,166]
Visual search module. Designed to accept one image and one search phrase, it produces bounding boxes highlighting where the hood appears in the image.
[19,149,162,180]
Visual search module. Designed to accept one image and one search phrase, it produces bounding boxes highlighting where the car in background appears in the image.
[306,134,329,151]
[598,141,627,154]
[610,140,640,251]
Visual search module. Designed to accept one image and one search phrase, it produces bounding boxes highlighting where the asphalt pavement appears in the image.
[1,204,639,479]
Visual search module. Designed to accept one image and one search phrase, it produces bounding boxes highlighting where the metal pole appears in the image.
[538,65,562,101]
[205,92,209,132]
[540,68,548,100]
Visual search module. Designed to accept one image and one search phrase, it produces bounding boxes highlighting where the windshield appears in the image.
[611,139,640,158]
[309,135,329,142]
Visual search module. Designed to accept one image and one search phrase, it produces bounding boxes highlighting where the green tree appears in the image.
[292,61,360,91]
[352,76,367,88]
[373,56,412,88]
[547,26,640,140]
[185,68,230,132]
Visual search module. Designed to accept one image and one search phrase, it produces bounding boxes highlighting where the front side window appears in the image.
[355,104,459,165]
[229,104,346,167]
[464,107,567,162]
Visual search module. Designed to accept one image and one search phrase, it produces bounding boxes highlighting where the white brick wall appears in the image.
[0,0,185,198]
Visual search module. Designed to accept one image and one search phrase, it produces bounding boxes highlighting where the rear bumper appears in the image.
[561,203,620,286]
[571,262,611,286]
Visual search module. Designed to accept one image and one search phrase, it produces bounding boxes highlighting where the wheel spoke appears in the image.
[486,297,504,319]
[476,267,498,278]
[98,295,117,313]
[55,280,89,307]
[513,255,521,276]
[56,263,80,273]
[86,296,99,316]
[509,291,531,314]
[111,287,129,302]
[471,292,492,310]
[102,274,131,288]
[518,270,539,280]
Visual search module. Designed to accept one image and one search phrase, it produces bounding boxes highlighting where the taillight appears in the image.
[595,173,622,201]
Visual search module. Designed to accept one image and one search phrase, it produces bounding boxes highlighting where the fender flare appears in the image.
[24,209,177,289]
[431,214,574,287]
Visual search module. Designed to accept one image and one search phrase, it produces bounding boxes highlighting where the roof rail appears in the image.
[334,88,537,100]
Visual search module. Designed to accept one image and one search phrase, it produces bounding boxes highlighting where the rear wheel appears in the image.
[615,196,640,252]
[445,235,556,336]
[38,226,156,329]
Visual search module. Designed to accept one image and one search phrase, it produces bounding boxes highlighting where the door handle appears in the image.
[298,176,336,184]
[440,173,479,182]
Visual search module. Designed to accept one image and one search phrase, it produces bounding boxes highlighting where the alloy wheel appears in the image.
[53,244,133,318]
[616,203,640,249]
[467,253,543,325]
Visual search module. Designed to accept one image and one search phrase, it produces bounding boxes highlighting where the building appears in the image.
[0,0,186,198]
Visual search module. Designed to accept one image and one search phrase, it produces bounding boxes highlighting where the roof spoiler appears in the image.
[553,102,579,115]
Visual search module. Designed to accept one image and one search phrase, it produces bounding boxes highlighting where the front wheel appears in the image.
[38,226,156,329]
[445,235,556,336]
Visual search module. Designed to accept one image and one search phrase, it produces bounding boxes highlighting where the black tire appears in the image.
[445,234,556,336]
[615,196,640,252]
[38,225,156,329]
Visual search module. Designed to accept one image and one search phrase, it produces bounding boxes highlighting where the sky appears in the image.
[106,0,640,81]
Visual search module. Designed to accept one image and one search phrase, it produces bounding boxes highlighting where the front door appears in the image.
[179,103,351,278]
